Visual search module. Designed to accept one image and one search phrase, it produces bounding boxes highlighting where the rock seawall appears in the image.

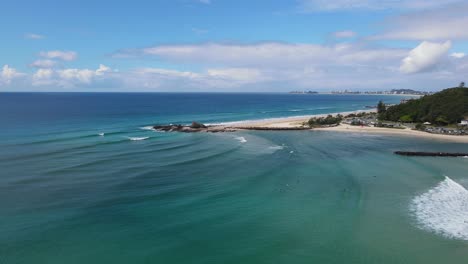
[153,122,311,133]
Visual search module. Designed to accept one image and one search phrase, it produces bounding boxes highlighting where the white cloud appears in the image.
[140,43,328,66]
[32,69,55,86]
[333,31,357,38]
[4,57,466,92]
[110,42,446,91]
[24,33,45,40]
[136,68,200,79]
[1,65,21,79]
[127,67,267,90]
[33,68,54,79]
[39,50,78,61]
[400,41,452,74]
[207,68,262,82]
[124,62,464,92]
[58,69,95,83]
[0,65,24,85]
[372,3,468,40]
[299,0,464,11]
[3,35,466,91]
[450,52,466,59]
[30,59,57,68]
[125,68,201,90]
[126,42,406,69]
[95,64,112,76]
[31,64,113,87]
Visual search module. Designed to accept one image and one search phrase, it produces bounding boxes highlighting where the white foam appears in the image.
[128,137,149,141]
[268,145,284,150]
[98,133,105,136]
[235,137,247,143]
[410,176,468,240]
[139,126,155,131]
[314,107,333,110]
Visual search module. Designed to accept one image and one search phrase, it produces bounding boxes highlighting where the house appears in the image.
[460,120,468,126]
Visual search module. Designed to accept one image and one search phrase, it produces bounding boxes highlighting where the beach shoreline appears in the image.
[215,109,376,128]
[214,109,468,143]
[314,124,468,143]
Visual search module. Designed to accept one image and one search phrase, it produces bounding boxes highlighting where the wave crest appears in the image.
[410,176,468,240]
[140,126,156,131]
[268,145,284,150]
[235,137,247,143]
[128,137,149,141]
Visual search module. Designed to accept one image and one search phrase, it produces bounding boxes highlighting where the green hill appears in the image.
[380,87,468,125]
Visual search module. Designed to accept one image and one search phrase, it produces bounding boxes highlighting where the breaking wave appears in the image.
[139,126,156,131]
[268,145,284,151]
[410,176,468,240]
[235,137,247,143]
[128,137,149,141]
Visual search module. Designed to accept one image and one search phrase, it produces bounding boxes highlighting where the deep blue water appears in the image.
[1,93,467,264]
[0,92,402,133]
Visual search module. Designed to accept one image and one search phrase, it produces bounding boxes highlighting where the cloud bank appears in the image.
[2,1,467,92]
[3,38,464,92]
[371,3,468,40]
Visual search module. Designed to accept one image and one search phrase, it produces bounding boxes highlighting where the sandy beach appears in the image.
[316,124,468,143]
[224,110,376,128]
[223,110,468,143]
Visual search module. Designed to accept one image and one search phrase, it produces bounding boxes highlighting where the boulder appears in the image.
[190,122,207,129]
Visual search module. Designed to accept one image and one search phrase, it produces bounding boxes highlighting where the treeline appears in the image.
[379,87,468,125]
[308,114,343,127]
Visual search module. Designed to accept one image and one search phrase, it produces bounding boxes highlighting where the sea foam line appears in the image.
[410,176,468,240]
[127,137,149,141]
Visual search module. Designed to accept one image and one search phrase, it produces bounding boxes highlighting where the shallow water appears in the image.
[1,93,467,263]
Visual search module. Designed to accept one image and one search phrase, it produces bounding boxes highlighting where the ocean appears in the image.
[1,93,467,263]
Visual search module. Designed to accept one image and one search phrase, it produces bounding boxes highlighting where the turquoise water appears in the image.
[1,93,467,263]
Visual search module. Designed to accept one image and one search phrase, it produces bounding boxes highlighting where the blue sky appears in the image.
[1,0,468,92]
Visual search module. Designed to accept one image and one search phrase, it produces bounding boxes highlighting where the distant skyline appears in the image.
[1,0,468,92]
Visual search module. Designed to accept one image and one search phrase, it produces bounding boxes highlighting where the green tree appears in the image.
[308,114,343,127]
[435,115,449,125]
[415,123,426,131]
[380,87,468,125]
[377,100,386,114]
[399,115,413,123]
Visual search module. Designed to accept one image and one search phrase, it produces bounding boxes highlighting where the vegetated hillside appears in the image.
[381,87,468,124]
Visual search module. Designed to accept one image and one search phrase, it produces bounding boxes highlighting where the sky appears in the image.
[1,0,468,92]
